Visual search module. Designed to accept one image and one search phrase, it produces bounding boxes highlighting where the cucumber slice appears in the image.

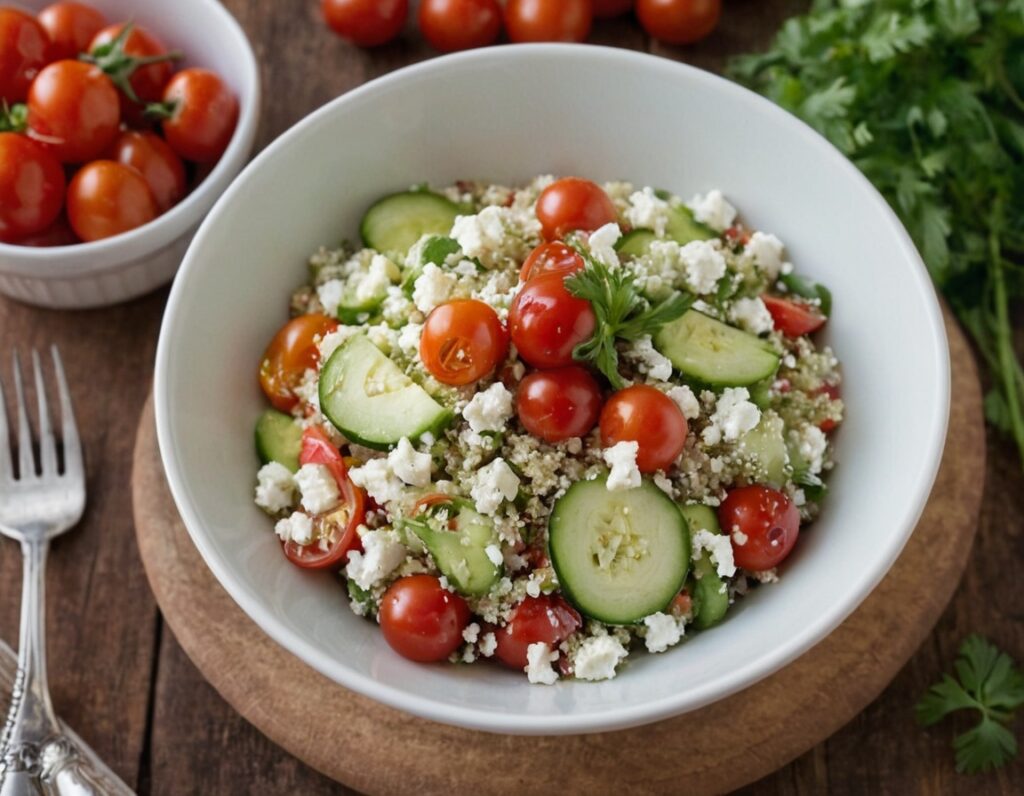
[408,505,501,596]
[255,409,302,472]
[319,335,452,450]
[736,413,789,488]
[616,229,658,258]
[678,504,729,630]
[335,289,385,325]
[654,310,780,388]
[360,191,461,256]
[549,477,689,625]
[666,205,717,245]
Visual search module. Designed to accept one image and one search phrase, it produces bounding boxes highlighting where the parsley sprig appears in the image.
[916,636,1024,773]
[564,246,692,388]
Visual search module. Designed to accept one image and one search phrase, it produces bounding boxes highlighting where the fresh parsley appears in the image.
[564,246,692,388]
[916,635,1024,773]
[730,0,1024,467]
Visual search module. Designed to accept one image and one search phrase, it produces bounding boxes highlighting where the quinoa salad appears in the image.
[252,176,843,684]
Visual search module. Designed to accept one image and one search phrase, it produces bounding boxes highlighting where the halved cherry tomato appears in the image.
[379,575,471,662]
[0,8,51,103]
[0,133,65,243]
[817,382,841,433]
[322,0,408,47]
[761,294,827,337]
[66,161,157,242]
[38,2,107,61]
[516,365,602,443]
[504,0,592,43]
[420,298,509,386]
[419,0,501,52]
[108,130,186,212]
[594,0,633,17]
[494,595,582,670]
[258,314,339,412]
[508,274,596,369]
[519,241,585,283]
[27,60,120,163]
[156,68,238,163]
[535,178,617,241]
[718,485,800,572]
[636,0,721,45]
[88,24,175,108]
[600,384,688,472]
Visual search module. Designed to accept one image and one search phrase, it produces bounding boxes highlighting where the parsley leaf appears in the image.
[916,635,1024,773]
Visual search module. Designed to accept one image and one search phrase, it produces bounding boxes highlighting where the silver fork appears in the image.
[0,349,133,796]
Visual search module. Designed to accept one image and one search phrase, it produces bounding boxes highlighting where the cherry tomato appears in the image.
[508,274,596,369]
[321,0,408,47]
[0,133,65,243]
[420,299,508,386]
[38,2,107,61]
[282,427,366,570]
[519,241,585,283]
[108,130,186,212]
[504,0,592,43]
[516,366,602,442]
[761,294,826,337]
[0,8,51,103]
[88,24,174,106]
[600,384,688,472]
[535,178,617,241]
[157,68,238,163]
[419,0,501,52]
[66,161,157,242]
[16,213,77,247]
[379,575,470,663]
[636,0,721,45]
[258,314,339,412]
[817,383,841,433]
[494,595,582,670]
[718,485,800,572]
[27,60,119,163]
[594,0,633,17]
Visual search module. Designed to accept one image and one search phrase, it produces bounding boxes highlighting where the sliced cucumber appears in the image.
[666,205,717,245]
[409,505,501,597]
[255,409,303,472]
[678,504,729,630]
[549,476,689,625]
[335,288,385,325]
[736,413,789,488]
[318,335,452,450]
[360,191,461,256]
[616,229,658,258]
[654,310,780,388]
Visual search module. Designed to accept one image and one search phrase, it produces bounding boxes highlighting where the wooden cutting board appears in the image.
[131,309,984,796]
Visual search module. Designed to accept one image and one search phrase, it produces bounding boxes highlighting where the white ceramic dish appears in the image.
[0,0,259,309]
[155,45,949,735]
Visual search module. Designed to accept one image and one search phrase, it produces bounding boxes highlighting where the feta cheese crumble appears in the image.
[666,385,700,420]
[451,206,506,263]
[797,424,828,475]
[294,464,340,515]
[679,239,727,295]
[730,296,774,336]
[525,642,560,685]
[412,263,457,314]
[745,231,785,281]
[692,529,737,578]
[687,189,737,232]
[387,437,432,487]
[625,187,672,237]
[626,336,673,382]
[643,613,683,653]
[274,511,314,546]
[255,462,296,513]
[345,529,406,591]
[349,459,406,506]
[588,222,622,268]
[603,441,642,491]
[462,382,514,433]
[702,387,762,446]
[470,458,520,515]
[573,635,628,681]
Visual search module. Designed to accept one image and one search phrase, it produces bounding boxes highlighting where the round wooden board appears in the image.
[132,309,984,796]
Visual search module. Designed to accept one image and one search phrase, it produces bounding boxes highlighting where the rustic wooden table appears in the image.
[0,1,1020,793]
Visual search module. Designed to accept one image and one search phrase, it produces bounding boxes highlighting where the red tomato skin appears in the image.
[516,366,602,442]
[419,0,502,52]
[258,314,339,412]
[519,241,585,283]
[599,385,688,473]
[419,299,509,386]
[593,0,633,17]
[321,0,408,47]
[0,133,66,243]
[0,8,51,103]
[494,595,582,670]
[636,0,721,45]
[66,161,158,242]
[535,177,617,241]
[108,130,186,212]
[718,485,800,572]
[379,575,471,663]
[761,294,827,337]
[38,2,107,61]
[27,60,120,163]
[504,0,592,43]
[509,274,596,369]
[160,68,239,163]
[15,212,78,247]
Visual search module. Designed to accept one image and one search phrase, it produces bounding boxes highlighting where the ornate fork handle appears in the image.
[1,735,131,796]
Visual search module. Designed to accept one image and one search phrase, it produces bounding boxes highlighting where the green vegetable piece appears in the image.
[780,272,833,316]
[406,505,501,597]
[678,504,729,630]
[254,409,303,472]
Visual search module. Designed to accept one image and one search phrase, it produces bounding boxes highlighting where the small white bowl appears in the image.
[0,0,259,309]
[156,45,949,735]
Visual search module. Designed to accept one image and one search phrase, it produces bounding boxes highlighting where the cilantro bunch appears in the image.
[730,0,1024,466]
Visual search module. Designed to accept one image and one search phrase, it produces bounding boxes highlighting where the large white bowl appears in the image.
[155,45,949,735]
[0,0,259,309]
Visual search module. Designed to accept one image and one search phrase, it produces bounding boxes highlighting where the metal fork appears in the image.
[0,349,133,796]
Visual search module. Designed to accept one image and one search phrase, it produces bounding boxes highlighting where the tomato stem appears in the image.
[0,101,27,134]
[79,22,183,104]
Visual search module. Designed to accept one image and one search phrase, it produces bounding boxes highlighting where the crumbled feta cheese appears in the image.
[397,322,422,356]
[484,544,504,568]
[463,622,480,644]
[345,529,406,590]
[349,459,406,505]
[525,642,559,685]
[667,385,700,420]
[797,424,828,475]
[294,464,340,515]
[470,458,520,515]
[643,612,683,653]
[730,296,774,335]
[355,254,399,303]
[653,472,677,497]
[692,529,737,578]
[255,462,296,513]
[381,286,413,325]
[687,189,737,232]
[603,441,641,491]
[478,632,497,657]
[745,231,785,281]
[462,382,514,433]
[702,387,761,446]
[412,262,457,314]
[588,222,621,268]
[318,326,361,361]
[274,511,313,545]
[679,239,727,295]
[625,187,671,237]
[387,437,432,487]
[450,206,506,262]
[573,635,628,681]
[316,279,345,318]
[626,336,673,382]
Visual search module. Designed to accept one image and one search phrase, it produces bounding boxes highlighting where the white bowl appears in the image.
[0,0,259,309]
[155,45,949,735]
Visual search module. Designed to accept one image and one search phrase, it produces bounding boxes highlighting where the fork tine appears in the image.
[12,352,36,479]
[33,350,57,475]
[51,346,82,476]
[0,370,10,482]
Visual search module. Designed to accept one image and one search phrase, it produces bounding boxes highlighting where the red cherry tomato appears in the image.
[600,384,688,472]
[157,68,238,163]
[419,0,501,52]
[66,161,157,242]
[817,383,841,433]
[535,177,617,241]
[321,0,408,47]
[0,8,51,103]
[636,0,721,45]
[594,0,633,17]
[494,595,582,670]
[504,0,592,43]
[108,130,186,213]
[27,60,119,163]
[519,241,585,283]
[38,2,107,61]
[761,294,827,337]
[516,366,602,443]
[88,24,174,107]
[258,314,339,412]
[0,133,65,243]
[508,274,596,369]
[420,299,509,386]
[718,485,800,572]
[379,575,471,662]
[16,213,77,247]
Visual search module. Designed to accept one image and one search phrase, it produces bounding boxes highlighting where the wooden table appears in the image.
[0,1,1020,793]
